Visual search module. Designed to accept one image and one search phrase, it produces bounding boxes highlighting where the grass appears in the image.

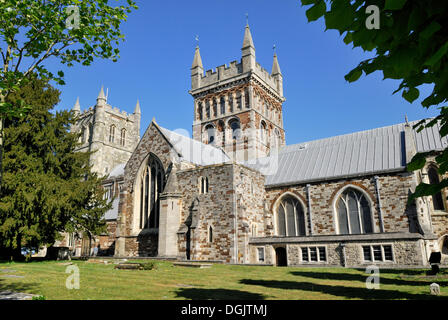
[1,259,448,300]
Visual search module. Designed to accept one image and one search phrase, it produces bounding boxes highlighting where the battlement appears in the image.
[78,103,138,121]
[253,63,279,93]
[198,60,243,88]
[196,58,279,95]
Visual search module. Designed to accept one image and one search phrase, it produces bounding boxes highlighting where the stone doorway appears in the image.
[275,247,287,266]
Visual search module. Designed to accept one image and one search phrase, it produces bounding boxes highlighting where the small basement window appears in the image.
[301,246,326,263]
[362,245,394,262]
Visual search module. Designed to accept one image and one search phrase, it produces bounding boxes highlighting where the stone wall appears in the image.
[250,234,426,267]
[265,172,417,237]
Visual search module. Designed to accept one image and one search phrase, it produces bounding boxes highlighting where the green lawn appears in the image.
[0,259,447,300]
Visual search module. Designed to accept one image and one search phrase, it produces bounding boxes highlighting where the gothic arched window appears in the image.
[205,124,215,145]
[260,121,267,144]
[120,128,126,146]
[236,92,242,110]
[198,102,203,120]
[109,125,115,143]
[276,196,306,237]
[205,101,210,119]
[220,97,225,115]
[139,154,165,229]
[213,99,218,117]
[208,226,213,243]
[80,126,86,144]
[428,166,445,211]
[274,128,281,147]
[199,176,209,194]
[244,88,250,108]
[229,118,241,140]
[336,188,373,235]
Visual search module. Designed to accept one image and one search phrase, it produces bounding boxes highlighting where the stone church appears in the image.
[62,25,448,267]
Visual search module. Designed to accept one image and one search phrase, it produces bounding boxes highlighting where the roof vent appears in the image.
[298,144,307,150]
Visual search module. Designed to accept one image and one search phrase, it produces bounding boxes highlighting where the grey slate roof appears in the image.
[247,120,448,187]
[158,125,231,166]
[108,163,125,178]
[104,197,119,220]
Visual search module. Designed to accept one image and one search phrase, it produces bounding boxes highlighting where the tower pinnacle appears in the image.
[272,53,282,75]
[134,100,141,114]
[73,97,81,114]
[242,24,255,49]
[192,46,203,69]
[97,85,107,106]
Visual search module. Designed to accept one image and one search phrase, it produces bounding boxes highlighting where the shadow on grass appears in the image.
[0,278,39,296]
[239,279,443,300]
[175,288,266,300]
[290,270,448,287]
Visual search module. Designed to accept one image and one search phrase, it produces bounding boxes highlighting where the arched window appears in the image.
[428,166,445,211]
[274,128,281,147]
[244,88,250,108]
[120,128,126,146]
[276,196,306,237]
[205,101,210,119]
[260,121,267,144]
[336,188,373,235]
[198,102,203,120]
[236,92,242,110]
[213,99,218,117]
[199,176,209,194]
[220,97,225,115]
[80,126,86,144]
[109,125,115,143]
[139,154,165,229]
[208,226,213,243]
[229,118,241,140]
[205,124,215,145]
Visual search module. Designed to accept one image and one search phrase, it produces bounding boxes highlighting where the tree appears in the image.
[299,0,448,200]
[0,76,111,259]
[0,0,138,189]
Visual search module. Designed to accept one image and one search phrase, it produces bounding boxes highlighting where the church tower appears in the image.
[189,24,286,162]
[72,87,141,175]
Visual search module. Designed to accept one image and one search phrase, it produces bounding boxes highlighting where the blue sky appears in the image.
[51,0,439,145]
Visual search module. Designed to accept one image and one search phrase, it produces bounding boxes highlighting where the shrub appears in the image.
[140,262,156,270]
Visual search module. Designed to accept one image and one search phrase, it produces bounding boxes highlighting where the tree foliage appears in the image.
[0,77,111,258]
[300,0,448,200]
[0,0,137,114]
[0,0,138,191]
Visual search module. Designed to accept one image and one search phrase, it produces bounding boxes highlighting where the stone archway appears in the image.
[439,235,448,255]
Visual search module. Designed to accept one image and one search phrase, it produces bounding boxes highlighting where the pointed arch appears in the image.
[273,192,307,237]
[133,153,166,231]
[332,185,375,235]
[427,165,445,211]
